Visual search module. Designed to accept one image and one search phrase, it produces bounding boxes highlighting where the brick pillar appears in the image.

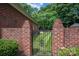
[52,19,64,56]
[21,20,32,56]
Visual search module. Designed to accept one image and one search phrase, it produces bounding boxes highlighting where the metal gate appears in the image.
[32,31,52,56]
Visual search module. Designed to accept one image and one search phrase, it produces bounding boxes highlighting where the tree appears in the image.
[32,3,79,28]
[20,3,79,30]
[47,4,79,27]
[20,3,38,17]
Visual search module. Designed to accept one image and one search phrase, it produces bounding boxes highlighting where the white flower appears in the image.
[60,47,66,49]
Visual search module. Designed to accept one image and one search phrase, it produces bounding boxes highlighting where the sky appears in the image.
[27,3,48,9]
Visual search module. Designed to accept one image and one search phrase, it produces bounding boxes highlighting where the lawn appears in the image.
[33,31,52,56]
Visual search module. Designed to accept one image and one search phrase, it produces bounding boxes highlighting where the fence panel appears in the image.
[32,31,52,56]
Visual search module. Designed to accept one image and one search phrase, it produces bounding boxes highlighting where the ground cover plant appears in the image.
[0,39,18,56]
[58,47,79,56]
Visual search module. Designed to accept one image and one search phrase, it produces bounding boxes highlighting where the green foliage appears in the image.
[58,47,79,56]
[0,39,18,56]
[20,3,38,17]
[20,3,58,30]
[21,3,79,29]
[32,12,58,30]
[39,4,79,28]
[52,4,79,27]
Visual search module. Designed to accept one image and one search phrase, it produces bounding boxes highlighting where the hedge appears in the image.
[0,39,18,56]
[58,47,79,56]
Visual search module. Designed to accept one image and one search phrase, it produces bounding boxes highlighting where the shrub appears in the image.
[58,47,79,56]
[0,39,18,56]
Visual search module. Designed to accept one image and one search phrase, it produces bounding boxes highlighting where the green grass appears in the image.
[33,31,52,56]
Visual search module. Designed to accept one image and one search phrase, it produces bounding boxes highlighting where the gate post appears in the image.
[52,19,64,56]
[21,20,32,56]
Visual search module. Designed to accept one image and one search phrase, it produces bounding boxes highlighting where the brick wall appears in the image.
[0,3,36,56]
[52,19,79,56]
[65,28,79,48]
